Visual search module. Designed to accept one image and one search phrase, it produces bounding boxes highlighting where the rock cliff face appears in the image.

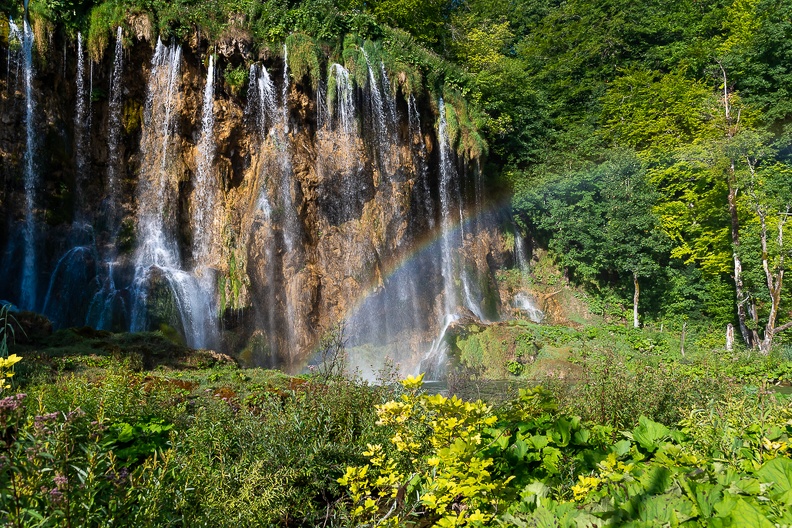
[0,20,508,374]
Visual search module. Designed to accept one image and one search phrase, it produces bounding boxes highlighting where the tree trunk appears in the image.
[728,176,758,348]
[748,160,789,355]
[633,272,640,329]
[680,322,686,356]
[757,204,787,354]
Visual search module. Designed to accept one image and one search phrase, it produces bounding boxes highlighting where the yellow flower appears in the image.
[571,475,601,501]
[401,373,425,390]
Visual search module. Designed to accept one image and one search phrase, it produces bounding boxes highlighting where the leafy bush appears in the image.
[3,359,395,526]
[223,63,248,95]
[340,376,792,527]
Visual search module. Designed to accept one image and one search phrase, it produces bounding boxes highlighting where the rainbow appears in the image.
[340,197,516,328]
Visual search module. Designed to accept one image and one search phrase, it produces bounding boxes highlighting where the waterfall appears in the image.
[438,99,485,321]
[247,59,297,244]
[83,27,125,334]
[247,63,277,137]
[380,61,398,135]
[192,54,217,267]
[437,98,458,317]
[329,63,355,135]
[362,50,388,155]
[408,94,434,229]
[281,44,289,134]
[74,32,88,218]
[130,39,218,349]
[247,64,276,214]
[514,229,529,273]
[19,12,37,311]
[277,47,299,254]
[416,99,488,376]
[106,27,124,228]
[86,262,127,331]
[514,293,544,323]
[6,20,21,94]
[135,38,182,268]
[248,63,278,361]
[42,245,98,328]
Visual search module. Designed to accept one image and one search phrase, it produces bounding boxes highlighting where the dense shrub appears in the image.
[0,362,395,526]
[340,376,792,527]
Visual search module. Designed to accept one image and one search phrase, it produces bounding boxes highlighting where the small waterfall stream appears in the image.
[329,63,355,135]
[192,54,217,267]
[20,8,38,311]
[106,27,124,227]
[437,98,458,317]
[84,27,126,332]
[74,32,88,217]
[362,51,389,161]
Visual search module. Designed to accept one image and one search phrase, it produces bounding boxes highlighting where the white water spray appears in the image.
[19,12,37,311]
[74,32,88,217]
[192,54,217,267]
[106,26,124,227]
[329,63,356,135]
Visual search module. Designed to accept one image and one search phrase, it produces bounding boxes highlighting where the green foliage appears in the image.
[104,417,175,465]
[285,32,321,88]
[341,376,792,527]
[222,63,248,94]
[518,150,670,316]
[86,0,124,61]
[1,351,396,526]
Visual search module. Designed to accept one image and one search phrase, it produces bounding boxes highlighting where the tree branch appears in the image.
[773,321,792,335]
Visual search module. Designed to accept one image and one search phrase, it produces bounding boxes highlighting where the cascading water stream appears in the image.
[408,94,434,229]
[277,45,299,254]
[329,63,355,135]
[86,262,126,331]
[247,64,279,364]
[437,98,458,317]
[247,61,301,359]
[362,51,389,158]
[19,8,37,311]
[105,26,124,228]
[85,27,125,332]
[417,99,488,375]
[130,39,218,350]
[74,32,88,219]
[380,61,398,137]
[192,54,217,267]
[247,63,277,214]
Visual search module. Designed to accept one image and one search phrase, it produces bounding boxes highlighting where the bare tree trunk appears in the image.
[728,182,756,348]
[726,323,734,351]
[633,271,640,329]
[757,206,787,354]
[680,322,686,356]
[747,160,789,354]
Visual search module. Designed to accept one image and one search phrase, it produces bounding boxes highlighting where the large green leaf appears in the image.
[756,456,792,506]
[632,416,671,452]
[712,496,774,528]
